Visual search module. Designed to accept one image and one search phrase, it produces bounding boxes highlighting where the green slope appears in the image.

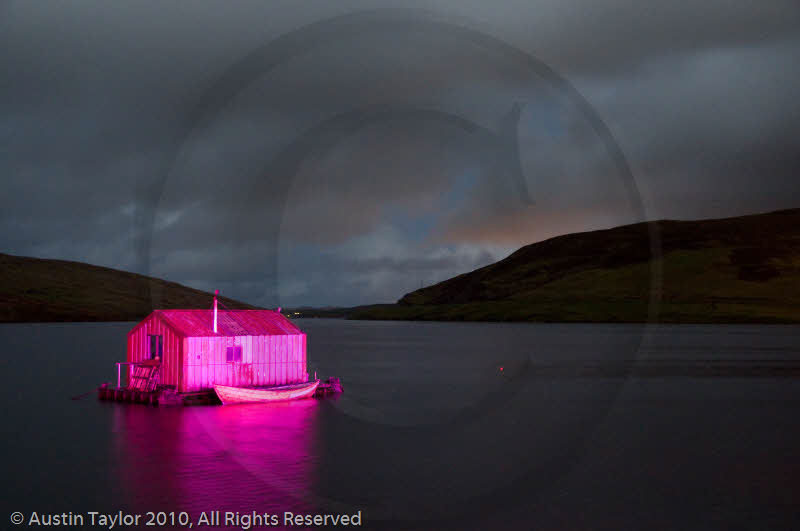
[0,253,259,322]
[352,208,800,323]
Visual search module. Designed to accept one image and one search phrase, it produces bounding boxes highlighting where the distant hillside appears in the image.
[352,208,800,323]
[284,305,393,319]
[0,253,259,322]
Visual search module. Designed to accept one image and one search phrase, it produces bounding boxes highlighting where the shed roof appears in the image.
[144,309,303,337]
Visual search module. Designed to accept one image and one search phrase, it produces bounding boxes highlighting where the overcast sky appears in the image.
[2,1,799,307]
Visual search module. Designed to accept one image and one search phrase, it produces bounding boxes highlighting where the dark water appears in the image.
[1,320,799,530]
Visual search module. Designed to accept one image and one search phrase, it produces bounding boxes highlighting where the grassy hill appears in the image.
[351,208,800,323]
[4,208,799,324]
[0,253,259,322]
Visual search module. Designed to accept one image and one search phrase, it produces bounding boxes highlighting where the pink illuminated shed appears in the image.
[126,309,307,393]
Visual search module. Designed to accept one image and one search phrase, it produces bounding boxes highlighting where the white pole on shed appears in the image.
[213,289,219,333]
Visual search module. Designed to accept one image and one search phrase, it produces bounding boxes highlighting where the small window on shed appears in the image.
[149,334,163,360]
[226,345,242,362]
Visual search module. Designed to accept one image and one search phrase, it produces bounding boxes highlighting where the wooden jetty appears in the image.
[97,363,342,407]
[96,360,215,406]
[98,377,342,406]
[314,376,344,397]
[97,382,218,406]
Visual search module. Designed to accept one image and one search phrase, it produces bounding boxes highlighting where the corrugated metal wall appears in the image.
[182,333,307,392]
[126,314,183,389]
[127,313,307,392]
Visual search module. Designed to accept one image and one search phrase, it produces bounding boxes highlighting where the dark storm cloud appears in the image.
[1,1,798,306]
[584,35,800,218]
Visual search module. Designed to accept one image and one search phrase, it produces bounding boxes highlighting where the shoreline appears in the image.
[4,315,800,325]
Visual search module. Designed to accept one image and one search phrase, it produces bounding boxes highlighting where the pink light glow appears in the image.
[111,400,322,518]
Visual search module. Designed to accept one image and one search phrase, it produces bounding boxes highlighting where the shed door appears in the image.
[149,334,163,360]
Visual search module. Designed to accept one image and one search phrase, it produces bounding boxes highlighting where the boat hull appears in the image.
[213,380,320,405]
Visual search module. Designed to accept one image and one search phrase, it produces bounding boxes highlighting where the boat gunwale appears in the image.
[213,380,320,393]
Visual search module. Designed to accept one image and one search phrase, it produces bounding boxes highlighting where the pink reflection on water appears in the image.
[111,400,321,524]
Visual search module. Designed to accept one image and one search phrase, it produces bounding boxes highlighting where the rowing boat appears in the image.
[213,380,320,405]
